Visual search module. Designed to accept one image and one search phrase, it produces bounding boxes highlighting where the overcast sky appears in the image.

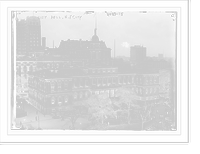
[17,11,176,58]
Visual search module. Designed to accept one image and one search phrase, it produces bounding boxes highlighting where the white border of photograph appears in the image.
[0,0,189,144]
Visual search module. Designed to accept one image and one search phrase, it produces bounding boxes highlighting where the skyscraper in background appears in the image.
[16,16,41,54]
[130,45,147,65]
[158,54,164,60]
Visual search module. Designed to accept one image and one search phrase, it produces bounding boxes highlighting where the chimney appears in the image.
[42,37,46,49]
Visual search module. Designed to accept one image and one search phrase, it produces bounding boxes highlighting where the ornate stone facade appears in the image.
[28,66,159,114]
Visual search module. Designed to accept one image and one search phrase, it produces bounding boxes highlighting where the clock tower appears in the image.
[90,28,101,62]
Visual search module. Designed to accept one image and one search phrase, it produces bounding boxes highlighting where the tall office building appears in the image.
[158,54,164,59]
[16,16,41,54]
[130,45,147,65]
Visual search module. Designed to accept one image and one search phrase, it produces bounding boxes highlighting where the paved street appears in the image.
[16,99,91,129]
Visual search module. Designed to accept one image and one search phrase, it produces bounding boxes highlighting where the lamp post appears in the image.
[36,111,41,129]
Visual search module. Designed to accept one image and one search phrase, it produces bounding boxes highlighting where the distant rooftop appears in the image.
[118,65,158,73]
[30,67,86,77]
[82,64,117,68]
[145,58,167,62]
[37,55,62,61]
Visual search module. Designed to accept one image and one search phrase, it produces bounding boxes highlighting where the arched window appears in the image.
[74,92,78,99]
[85,91,88,98]
[58,81,61,91]
[150,87,152,94]
[50,82,55,92]
[139,78,142,84]
[56,63,59,68]
[58,96,62,106]
[47,64,50,68]
[64,96,68,103]
[154,87,157,93]
[51,97,55,105]
[85,78,89,87]
[140,88,142,95]
[64,80,68,90]
[80,78,84,87]
[136,87,139,94]
[79,92,83,99]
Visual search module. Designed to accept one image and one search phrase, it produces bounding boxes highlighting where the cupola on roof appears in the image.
[92,28,99,42]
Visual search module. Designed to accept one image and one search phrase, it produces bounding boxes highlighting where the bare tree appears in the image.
[164,101,174,117]
[139,101,150,130]
[85,93,116,127]
[147,102,155,121]
[114,87,139,124]
[66,105,79,129]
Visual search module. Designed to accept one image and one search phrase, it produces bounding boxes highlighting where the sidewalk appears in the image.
[14,102,91,130]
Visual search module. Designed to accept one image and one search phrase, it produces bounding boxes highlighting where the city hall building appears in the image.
[28,64,159,114]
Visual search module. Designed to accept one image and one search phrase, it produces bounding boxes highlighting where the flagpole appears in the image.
[95,13,97,29]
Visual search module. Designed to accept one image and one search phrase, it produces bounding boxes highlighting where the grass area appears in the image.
[16,107,26,118]
[108,122,142,130]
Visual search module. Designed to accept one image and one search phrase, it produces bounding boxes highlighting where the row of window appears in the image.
[51,91,89,105]
[89,68,117,74]
[133,86,159,95]
[135,76,159,85]
[28,88,44,103]
[30,29,39,33]
[28,75,160,93]
[50,81,70,92]
[78,52,88,57]
[29,44,40,47]
[28,78,46,92]
[30,37,39,43]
